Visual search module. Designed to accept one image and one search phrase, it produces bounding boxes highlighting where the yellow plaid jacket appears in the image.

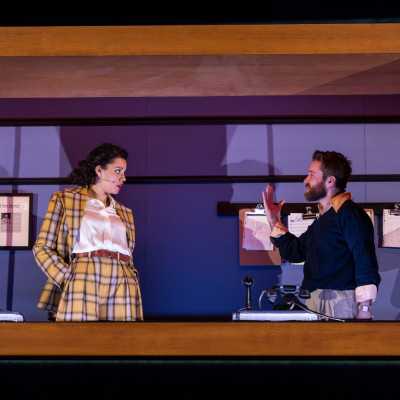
[33,186,136,312]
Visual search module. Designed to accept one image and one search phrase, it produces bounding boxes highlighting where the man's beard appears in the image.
[304,182,327,201]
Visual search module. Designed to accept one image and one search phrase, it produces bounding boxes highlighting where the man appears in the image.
[262,150,381,319]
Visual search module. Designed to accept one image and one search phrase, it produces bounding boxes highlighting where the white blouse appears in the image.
[72,197,131,256]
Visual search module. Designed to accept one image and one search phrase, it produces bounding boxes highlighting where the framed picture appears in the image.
[239,208,281,266]
[381,206,400,248]
[0,193,33,249]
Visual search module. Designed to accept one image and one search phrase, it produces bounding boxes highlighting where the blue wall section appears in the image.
[1,123,400,320]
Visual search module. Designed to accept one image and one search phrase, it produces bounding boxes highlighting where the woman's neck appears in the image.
[89,184,109,206]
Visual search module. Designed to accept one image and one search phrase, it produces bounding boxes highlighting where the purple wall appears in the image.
[1,120,400,320]
[2,95,400,121]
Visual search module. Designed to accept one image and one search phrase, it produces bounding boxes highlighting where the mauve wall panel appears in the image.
[2,95,400,121]
[1,120,400,320]
[0,252,9,309]
[365,124,400,174]
[272,124,366,174]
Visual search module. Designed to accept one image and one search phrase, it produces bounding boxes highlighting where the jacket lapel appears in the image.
[64,186,89,253]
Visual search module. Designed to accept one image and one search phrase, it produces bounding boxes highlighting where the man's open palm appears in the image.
[262,184,285,227]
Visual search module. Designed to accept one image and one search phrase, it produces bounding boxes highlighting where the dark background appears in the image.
[1,5,400,25]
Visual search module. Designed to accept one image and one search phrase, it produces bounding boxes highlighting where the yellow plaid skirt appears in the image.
[56,256,143,322]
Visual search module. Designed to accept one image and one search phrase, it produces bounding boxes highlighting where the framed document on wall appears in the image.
[239,208,281,266]
[381,206,400,248]
[0,193,33,249]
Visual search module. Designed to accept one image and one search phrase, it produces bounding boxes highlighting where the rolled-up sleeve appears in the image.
[271,228,310,264]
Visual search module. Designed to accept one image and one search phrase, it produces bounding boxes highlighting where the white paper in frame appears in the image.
[0,194,32,249]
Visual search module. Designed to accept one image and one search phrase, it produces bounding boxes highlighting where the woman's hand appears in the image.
[262,184,285,228]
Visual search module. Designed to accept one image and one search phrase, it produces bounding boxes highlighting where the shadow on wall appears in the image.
[0,166,8,178]
[375,231,400,320]
[11,188,45,320]
[220,158,283,309]
[0,166,9,310]
[0,162,44,319]
[391,269,400,319]
[57,125,232,317]
[56,125,282,317]
[59,126,148,177]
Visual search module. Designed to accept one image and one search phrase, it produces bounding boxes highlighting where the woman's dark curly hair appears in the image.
[69,143,128,187]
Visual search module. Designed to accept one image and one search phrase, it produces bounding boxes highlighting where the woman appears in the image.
[33,143,143,321]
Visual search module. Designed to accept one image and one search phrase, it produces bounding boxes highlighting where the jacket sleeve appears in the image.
[339,205,381,289]
[37,279,62,312]
[271,229,310,263]
[128,209,136,253]
[32,192,71,288]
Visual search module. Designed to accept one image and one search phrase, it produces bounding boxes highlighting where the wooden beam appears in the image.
[0,322,399,356]
[1,24,400,56]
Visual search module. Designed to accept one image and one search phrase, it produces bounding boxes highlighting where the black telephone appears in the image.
[259,284,310,310]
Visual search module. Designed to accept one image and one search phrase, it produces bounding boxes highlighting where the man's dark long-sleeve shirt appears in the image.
[271,199,381,292]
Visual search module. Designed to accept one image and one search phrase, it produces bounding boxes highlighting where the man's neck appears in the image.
[318,191,338,215]
[318,198,332,215]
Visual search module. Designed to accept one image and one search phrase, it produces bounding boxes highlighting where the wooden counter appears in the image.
[0,322,399,357]
[2,24,400,56]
